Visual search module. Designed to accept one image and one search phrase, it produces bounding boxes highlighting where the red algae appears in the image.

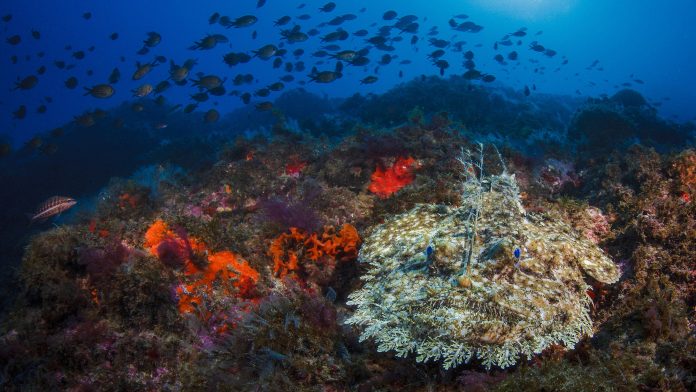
[368,156,418,198]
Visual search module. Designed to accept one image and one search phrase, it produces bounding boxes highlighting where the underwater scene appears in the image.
[1,0,695,390]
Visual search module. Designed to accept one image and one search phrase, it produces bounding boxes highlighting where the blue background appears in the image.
[2,0,695,146]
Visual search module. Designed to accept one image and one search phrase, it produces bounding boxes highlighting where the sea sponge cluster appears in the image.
[347,147,619,369]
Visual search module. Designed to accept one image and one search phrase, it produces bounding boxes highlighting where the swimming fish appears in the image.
[83,84,115,98]
[29,196,77,222]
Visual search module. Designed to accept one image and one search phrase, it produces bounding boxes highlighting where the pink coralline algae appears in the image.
[582,206,612,244]
[537,158,580,193]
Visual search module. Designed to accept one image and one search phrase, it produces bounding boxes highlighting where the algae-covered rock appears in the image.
[346,145,619,369]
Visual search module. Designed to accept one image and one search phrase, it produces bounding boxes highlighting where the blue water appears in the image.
[2,0,695,146]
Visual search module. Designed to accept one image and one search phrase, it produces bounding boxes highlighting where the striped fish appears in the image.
[29,196,77,221]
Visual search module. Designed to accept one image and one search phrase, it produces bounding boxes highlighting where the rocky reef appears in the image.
[0,83,694,391]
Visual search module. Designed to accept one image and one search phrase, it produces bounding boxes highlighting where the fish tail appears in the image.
[25,213,36,227]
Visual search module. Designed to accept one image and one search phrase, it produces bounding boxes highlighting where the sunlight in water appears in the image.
[472,0,577,20]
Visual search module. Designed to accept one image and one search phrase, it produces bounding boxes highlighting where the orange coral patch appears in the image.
[368,156,418,198]
[268,224,361,279]
[144,219,259,314]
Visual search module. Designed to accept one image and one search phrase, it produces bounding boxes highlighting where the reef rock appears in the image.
[347,144,619,369]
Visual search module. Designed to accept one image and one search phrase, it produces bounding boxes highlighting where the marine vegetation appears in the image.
[347,144,619,369]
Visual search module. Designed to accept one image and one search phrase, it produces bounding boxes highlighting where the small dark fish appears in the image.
[481,74,496,82]
[383,10,397,20]
[223,52,252,66]
[191,74,225,90]
[137,47,150,55]
[6,35,21,45]
[233,15,258,28]
[31,30,40,39]
[508,51,518,61]
[144,31,162,47]
[14,75,38,90]
[183,103,198,113]
[272,57,282,68]
[252,30,257,40]
[360,75,377,84]
[320,2,336,12]
[209,12,220,24]
[13,105,27,119]
[257,0,266,7]
[108,67,121,84]
[350,56,369,66]
[434,59,449,76]
[529,41,544,52]
[209,85,226,96]
[267,82,284,91]
[275,16,291,26]
[280,74,295,82]
[297,14,311,20]
[72,50,85,60]
[253,44,278,59]
[82,12,92,20]
[429,38,449,48]
[190,92,209,102]
[353,29,368,37]
[464,50,474,60]
[110,32,119,40]
[255,88,270,97]
[36,65,46,75]
[463,69,481,80]
[427,49,445,60]
[2,14,11,22]
[204,109,220,123]
[241,92,251,104]
[524,85,530,96]
[29,196,77,221]
[132,60,157,80]
[36,104,47,114]
[84,84,115,98]
[378,54,392,65]
[64,76,78,89]
[154,80,171,94]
